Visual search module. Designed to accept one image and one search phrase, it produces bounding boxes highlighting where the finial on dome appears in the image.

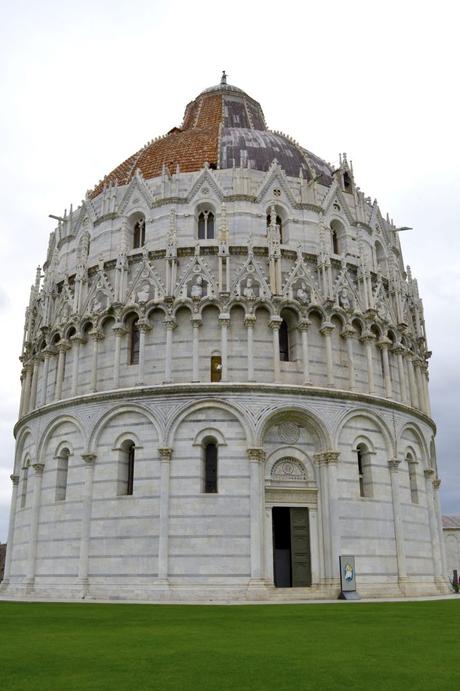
[221,70,227,85]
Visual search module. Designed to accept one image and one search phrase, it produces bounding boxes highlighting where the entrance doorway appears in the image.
[272,507,311,587]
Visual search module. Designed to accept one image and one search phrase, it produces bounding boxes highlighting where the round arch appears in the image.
[333,407,394,457]
[257,406,331,450]
[165,398,254,448]
[397,422,430,468]
[37,414,87,466]
[89,403,163,453]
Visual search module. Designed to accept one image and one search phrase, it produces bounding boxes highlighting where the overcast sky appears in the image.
[0,0,459,541]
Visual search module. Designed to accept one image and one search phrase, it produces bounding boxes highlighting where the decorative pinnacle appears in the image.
[221,70,227,85]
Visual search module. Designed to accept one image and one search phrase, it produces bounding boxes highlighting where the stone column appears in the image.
[1,474,20,586]
[163,319,176,384]
[25,463,44,592]
[136,321,151,386]
[362,333,375,395]
[342,326,356,391]
[298,320,311,385]
[393,345,408,404]
[21,363,33,418]
[320,322,335,388]
[421,365,432,417]
[219,315,230,382]
[377,338,393,399]
[158,448,172,583]
[315,453,330,582]
[414,360,426,413]
[388,459,407,590]
[70,334,85,396]
[432,478,448,580]
[244,315,256,382]
[78,453,96,596]
[54,340,70,401]
[89,330,104,394]
[247,448,265,583]
[28,357,40,413]
[406,352,419,408]
[191,318,202,383]
[40,350,53,406]
[18,367,26,418]
[112,324,126,389]
[269,316,282,383]
[315,451,341,584]
[424,469,444,584]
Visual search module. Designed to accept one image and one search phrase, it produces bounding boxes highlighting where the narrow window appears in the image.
[407,453,418,504]
[211,355,222,382]
[20,464,29,508]
[133,219,145,249]
[279,319,289,362]
[357,444,372,498]
[198,210,215,239]
[332,229,339,254]
[119,440,135,496]
[55,448,70,501]
[204,442,218,493]
[343,171,352,192]
[129,318,140,365]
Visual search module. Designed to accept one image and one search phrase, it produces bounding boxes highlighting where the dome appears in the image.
[90,73,333,198]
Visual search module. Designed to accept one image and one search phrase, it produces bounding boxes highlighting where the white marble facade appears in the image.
[1,78,448,601]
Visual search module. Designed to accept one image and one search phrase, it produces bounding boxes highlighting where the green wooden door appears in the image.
[289,508,311,587]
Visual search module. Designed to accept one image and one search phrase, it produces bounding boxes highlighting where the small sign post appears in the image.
[338,555,360,600]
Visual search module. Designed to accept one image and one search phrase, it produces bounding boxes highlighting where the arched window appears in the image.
[204,441,218,493]
[331,229,339,254]
[279,319,290,362]
[330,220,345,255]
[119,440,135,496]
[198,210,215,239]
[55,447,70,501]
[356,443,372,498]
[266,213,283,243]
[129,318,140,365]
[20,461,29,508]
[133,218,145,249]
[406,452,418,504]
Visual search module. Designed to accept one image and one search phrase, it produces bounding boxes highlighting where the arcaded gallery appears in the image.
[1,74,447,601]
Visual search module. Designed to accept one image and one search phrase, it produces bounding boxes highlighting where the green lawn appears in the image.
[0,600,459,690]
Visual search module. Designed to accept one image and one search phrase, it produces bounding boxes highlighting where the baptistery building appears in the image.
[2,74,448,600]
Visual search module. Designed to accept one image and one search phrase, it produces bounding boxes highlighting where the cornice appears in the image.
[14,382,436,438]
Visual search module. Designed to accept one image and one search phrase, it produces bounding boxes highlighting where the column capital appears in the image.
[314,450,340,464]
[112,323,127,337]
[137,319,152,333]
[391,344,405,356]
[219,315,231,327]
[81,453,96,464]
[360,329,375,343]
[70,333,87,345]
[268,316,283,330]
[388,458,400,471]
[191,317,202,328]
[297,319,311,331]
[31,463,44,475]
[88,329,104,341]
[244,315,256,328]
[319,321,334,336]
[163,318,177,330]
[159,447,173,461]
[42,348,56,359]
[247,447,266,462]
[10,474,20,485]
[433,479,441,490]
[376,337,392,350]
[424,468,435,478]
[341,324,355,338]
[56,339,71,352]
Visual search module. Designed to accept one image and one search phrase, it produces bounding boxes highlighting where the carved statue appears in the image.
[296,282,310,305]
[137,283,150,303]
[338,287,353,311]
[243,277,256,299]
[191,275,204,299]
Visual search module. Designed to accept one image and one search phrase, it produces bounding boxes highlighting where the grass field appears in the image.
[0,599,459,690]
